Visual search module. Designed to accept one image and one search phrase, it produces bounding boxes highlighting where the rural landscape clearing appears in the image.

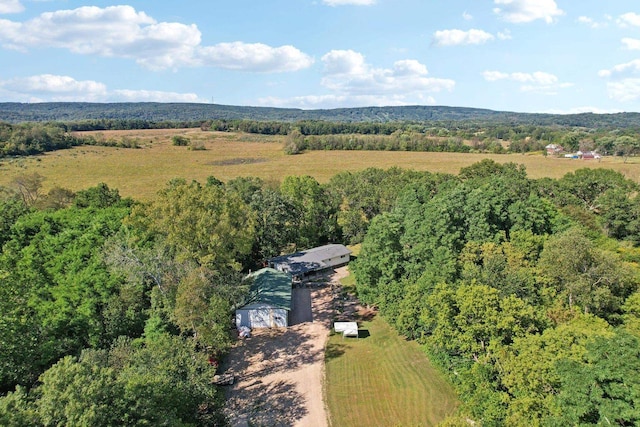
[5,0,640,425]
[4,118,640,425]
[2,128,640,200]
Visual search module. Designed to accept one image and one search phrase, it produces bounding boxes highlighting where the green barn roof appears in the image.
[242,268,292,311]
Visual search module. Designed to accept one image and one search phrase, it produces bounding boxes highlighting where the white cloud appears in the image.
[321,50,369,75]
[197,42,313,72]
[256,50,453,109]
[520,82,573,95]
[598,60,640,79]
[599,60,640,102]
[0,0,23,14]
[0,74,206,102]
[497,29,512,40]
[0,5,312,72]
[483,70,571,94]
[322,0,375,5]
[617,12,640,28]
[321,50,454,96]
[483,71,510,81]
[578,16,594,25]
[494,0,563,24]
[484,70,558,85]
[606,79,640,102]
[110,90,204,103]
[513,71,558,85]
[432,29,495,47]
[577,16,609,29]
[0,74,107,101]
[463,11,473,21]
[622,38,640,51]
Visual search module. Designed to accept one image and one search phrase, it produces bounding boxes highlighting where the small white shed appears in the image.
[334,321,359,338]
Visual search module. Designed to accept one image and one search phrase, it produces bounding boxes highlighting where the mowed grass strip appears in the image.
[2,128,640,200]
[324,316,458,427]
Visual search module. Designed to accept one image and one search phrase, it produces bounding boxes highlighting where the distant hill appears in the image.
[1,102,639,128]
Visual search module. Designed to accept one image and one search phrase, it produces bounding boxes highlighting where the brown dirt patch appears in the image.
[221,268,348,426]
[207,157,268,166]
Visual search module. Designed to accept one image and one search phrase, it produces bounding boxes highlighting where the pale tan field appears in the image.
[2,128,640,200]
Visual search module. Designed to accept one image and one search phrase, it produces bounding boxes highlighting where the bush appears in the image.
[283,129,305,155]
[188,140,206,151]
[172,135,190,146]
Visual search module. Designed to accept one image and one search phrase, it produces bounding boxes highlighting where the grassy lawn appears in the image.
[324,315,458,426]
[2,128,640,200]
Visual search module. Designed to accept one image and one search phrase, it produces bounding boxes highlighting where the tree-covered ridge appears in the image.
[4,102,640,128]
[2,162,640,424]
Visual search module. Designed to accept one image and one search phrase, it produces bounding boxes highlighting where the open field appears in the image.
[2,128,640,200]
[324,314,458,426]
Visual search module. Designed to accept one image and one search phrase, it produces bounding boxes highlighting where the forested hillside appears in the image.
[2,161,640,425]
[3,102,640,128]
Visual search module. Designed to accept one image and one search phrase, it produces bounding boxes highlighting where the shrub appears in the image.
[172,135,190,146]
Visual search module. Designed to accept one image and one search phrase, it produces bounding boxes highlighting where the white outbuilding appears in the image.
[334,321,359,338]
[235,268,292,329]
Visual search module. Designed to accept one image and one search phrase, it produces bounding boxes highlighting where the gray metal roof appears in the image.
[269,244,351,276]
[240,268,292,311]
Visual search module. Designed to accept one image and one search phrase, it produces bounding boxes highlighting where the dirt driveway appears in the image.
[222,267,348,427]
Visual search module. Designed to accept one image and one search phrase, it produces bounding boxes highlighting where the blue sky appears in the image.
[1,0,640,113]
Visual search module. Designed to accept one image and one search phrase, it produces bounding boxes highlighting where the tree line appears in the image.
[2,119,640,159]
[0,123,147,157]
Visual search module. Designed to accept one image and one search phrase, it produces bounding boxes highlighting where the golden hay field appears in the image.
[2,128,640,201]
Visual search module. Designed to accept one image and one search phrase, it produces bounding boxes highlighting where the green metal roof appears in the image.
[242,268,292,311]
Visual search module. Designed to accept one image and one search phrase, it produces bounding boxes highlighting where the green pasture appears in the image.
[324,280,459,427]
[2,128,640,200]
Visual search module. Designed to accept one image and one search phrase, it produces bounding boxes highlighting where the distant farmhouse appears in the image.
[268,244,351,282]
[578,150,601,160]
[564,150,602,160]
[545,144,564,156]
[235,268,292,329]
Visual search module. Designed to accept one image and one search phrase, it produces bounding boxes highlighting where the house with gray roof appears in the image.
[235,268,292,329]
[268,244,351,281]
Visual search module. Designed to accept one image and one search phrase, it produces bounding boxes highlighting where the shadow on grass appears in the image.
[325,342,347,360]
[357,308,377,322]
[357,329,370,339]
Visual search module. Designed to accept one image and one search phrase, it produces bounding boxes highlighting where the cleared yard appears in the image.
[324,303,458,426]
[324,260,458,426]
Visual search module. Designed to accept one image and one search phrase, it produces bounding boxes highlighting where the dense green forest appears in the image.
[353,161,640,425]
[4,102,640,128]
[2,161,640,425]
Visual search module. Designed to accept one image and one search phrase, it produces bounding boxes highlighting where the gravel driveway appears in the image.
[222,268,347,426]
